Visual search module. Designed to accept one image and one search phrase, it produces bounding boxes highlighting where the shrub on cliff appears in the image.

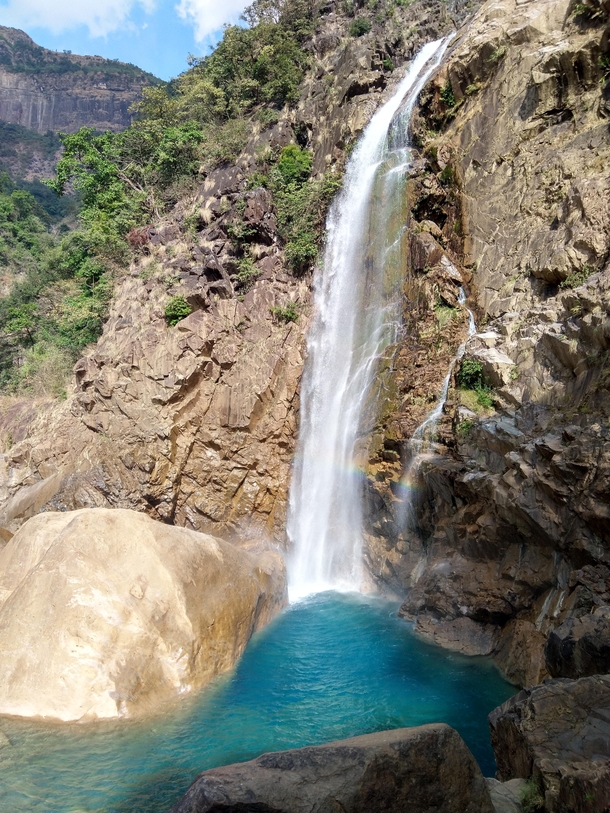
[165,295,193,326]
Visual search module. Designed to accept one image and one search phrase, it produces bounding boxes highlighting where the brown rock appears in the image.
[545,608,610,679]
[489,676,610,813]
[169,725,494,813]
[410,231,444,272]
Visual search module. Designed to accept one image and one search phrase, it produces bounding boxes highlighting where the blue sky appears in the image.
[0,0,253,80]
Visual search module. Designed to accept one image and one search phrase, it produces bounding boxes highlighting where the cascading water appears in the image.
[288,37,453,598]
[398,279,477,539]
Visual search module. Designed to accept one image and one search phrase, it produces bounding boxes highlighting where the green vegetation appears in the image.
[560,265,593,289]
[350,18,372,36]
[0,0,337,393]
[520,780,544,813]
[382,58,395,72]
[434,304,459,329]
[271,301,299,322]
[164,295,193,326]
[457,419,474,438]
[488,44,508,62]
[457,358,494,408]
[440,80,456,108]
[439,164,455,186]
[236,255,261,290]
[244,144,342,274]
[0,32,157,81]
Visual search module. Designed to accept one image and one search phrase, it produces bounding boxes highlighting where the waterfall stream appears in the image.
[288,37,453,598]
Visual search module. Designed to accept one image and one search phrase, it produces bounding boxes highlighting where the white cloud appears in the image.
[176,0,250,42]
[0,0,156,38]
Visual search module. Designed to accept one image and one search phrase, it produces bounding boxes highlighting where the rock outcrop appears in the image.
[169,725,494,813]
[0,26,156,134]
[0,507,287,721]
[0,0,472,545]
[363,0,610,688]
[489,675,610,813]
[545,607,610,678]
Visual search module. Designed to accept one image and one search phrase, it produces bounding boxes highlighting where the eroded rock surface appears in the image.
[0,507,287,721]
[169,725,494,813]
[0,0,469,545]
[364,0,610,688]
[489,676,610,813]
[545,607,610,679]
[0,26,154,134]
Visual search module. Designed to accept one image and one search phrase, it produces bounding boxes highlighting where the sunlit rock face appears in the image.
[0,508,287,721]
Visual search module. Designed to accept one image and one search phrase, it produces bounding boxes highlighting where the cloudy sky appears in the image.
[0,0,252,80]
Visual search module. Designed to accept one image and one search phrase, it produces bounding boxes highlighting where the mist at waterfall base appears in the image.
[0,593,514,813]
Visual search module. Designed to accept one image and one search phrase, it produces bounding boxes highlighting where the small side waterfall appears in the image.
[398,282,477,539]
[287,37,453,599]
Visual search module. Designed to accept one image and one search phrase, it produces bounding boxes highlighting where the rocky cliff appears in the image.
[0,26,156,134]
[1,0,609,745]
[364,0,610,690]
[0,0,474,545]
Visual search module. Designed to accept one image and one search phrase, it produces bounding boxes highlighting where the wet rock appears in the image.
[169,725,494,813]
[489,676,610,813]
[0,508,287,721]
[545,608,610,679]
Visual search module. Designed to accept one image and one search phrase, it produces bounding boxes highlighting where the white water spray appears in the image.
[287,37,453,599]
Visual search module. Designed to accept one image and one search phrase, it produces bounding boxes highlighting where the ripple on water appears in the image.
[0,593,515,813]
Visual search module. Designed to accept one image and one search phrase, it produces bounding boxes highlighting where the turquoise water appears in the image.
[0,592,514,813]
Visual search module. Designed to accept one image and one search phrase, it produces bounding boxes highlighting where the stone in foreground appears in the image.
[168,724,494,813]
[0,508,287,721]
[489,675,610,813]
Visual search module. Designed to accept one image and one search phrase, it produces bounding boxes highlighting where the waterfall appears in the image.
[287,37,453,599]
[397,283,477,541]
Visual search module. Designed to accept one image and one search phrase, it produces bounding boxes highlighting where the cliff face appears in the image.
[1,0,608,694]
[365,0,610,687]
[0,26,157,134]
[0,1,471,543]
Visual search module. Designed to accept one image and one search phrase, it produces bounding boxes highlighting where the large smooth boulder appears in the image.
[0,508,287,721]
[169,724,494,813]
[489,676,610,813]
[545,608,610,679]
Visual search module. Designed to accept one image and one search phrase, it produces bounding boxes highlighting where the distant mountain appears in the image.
[0,26,159,135]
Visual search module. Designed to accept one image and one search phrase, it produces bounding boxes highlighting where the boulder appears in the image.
[0,508,287,721]
[489,676,610,813]
[545,608,610,679]
[169,724,494,813]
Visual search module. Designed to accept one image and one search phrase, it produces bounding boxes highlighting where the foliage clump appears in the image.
[164,295,192,326]
[560,265,593,289]
[271,301,299,322]
[458,358,494,408]
[350,18,372,37]
[440,80,456,108]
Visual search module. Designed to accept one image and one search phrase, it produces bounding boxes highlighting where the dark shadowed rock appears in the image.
[489,676,610,813]
[168,725,494,813]
[545,608,610,679]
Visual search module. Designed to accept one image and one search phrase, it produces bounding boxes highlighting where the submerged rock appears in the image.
[168,724,494,813]
[489,675,610,813]
[0,508,287,721]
